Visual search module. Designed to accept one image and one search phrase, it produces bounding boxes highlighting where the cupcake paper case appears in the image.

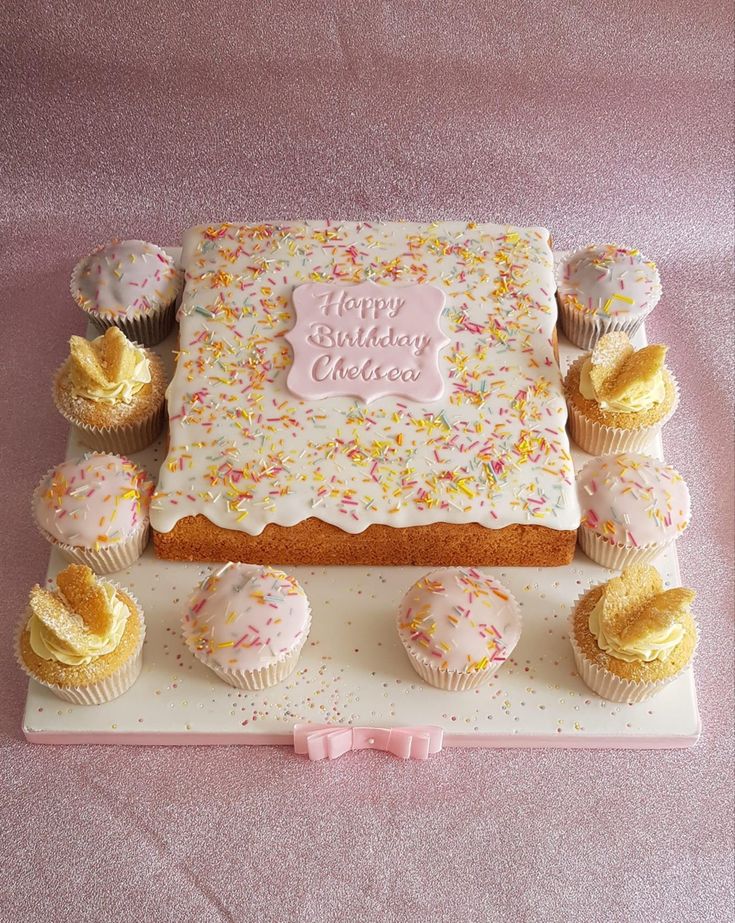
[71,239,182,346]
[396,567,522,691]
[182,563,312,690]
[16,564,145,705]
[33,453,154,574]
[569,566,698,704]
[556,244,662,350]
[53,327,167,454]
[576,452,691,569]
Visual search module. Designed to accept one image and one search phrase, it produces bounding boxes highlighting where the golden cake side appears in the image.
[153,515,577,566]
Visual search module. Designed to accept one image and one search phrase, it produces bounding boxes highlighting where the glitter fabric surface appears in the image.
[1,2,733,921]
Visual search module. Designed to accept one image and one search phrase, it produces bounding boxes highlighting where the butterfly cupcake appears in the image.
[570,565,698,703]
[564,331,679,455]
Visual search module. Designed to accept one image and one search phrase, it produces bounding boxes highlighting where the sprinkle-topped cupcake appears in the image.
[33,453,153,573]
[71,239,182,346]
[53,327,167,454]
[556,244,662,349]
[576,452,690,569]
[15,563,146,704]
[564,331,679,454]
[182,563,311,690]
[396,567,522,691]
[570,565,698,703]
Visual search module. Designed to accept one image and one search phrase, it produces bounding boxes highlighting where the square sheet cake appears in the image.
[151,221,580,565]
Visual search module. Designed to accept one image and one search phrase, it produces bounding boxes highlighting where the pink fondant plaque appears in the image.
[285,281,448,403]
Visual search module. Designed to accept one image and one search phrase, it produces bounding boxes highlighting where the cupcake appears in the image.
[33,453,153,573]
[396,567,522,691]
[577,452,690,569]
[569,564,697,703]
[564,331,679,455]
[71,239,182,346]
[556,244,662,350]
[53,327,167,454]
[182,563,311,690]
[16,563,145,704]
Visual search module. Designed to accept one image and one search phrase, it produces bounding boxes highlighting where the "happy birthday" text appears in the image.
[316,290,405,321]
[306,323,431,357]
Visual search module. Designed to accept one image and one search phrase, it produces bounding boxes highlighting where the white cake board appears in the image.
[23,250,700,752]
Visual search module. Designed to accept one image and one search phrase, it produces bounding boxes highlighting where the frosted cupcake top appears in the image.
[72,240,182,319]
[397,567,521,674]
[588,565,695,665]
[577,331,668,414]
[557,245,661,319]
[27,564,131,667]
[182,563,311,672]
[577,452,690,547]
[66,327,151,405]
[34,453,153,549]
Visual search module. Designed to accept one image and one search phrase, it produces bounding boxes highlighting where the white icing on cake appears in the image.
[151,222,580,536]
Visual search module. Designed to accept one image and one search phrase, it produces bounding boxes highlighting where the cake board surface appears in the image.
[23,252,700,750]
[23,539,700,749]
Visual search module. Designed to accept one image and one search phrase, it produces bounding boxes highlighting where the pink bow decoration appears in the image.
[293,723,444,761]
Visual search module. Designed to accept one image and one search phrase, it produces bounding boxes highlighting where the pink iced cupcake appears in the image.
[576,452,691,569]
[396,567,522,691]
[182,563,311,690]
[556,244,662,349]
[33,453,153,573]
[71,239,182,346]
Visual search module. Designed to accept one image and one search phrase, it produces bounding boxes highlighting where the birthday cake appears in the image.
[150,221,580,566]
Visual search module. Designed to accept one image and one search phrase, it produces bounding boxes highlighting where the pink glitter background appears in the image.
[1,2,733,920]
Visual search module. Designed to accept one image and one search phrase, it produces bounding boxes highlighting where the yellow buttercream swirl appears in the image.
[29,583,129,666]
[579,358,665,413]
[588,595,684,663]
[70,348,151,405]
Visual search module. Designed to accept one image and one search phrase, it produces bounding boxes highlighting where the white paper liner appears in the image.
[401,584,523,692]
[184,608,312,691]
[32,460,151,575]
[566,365,680,455]
[70,244,182,347]
[71,407,165,454]
[15,587,146,705]
[568,592,699,704]
[559,303,652,351]
[577,527,670,570]
[85,298,177,347]
[52,361,166,455]
[204,643,305,690]
[404,655,505,690]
